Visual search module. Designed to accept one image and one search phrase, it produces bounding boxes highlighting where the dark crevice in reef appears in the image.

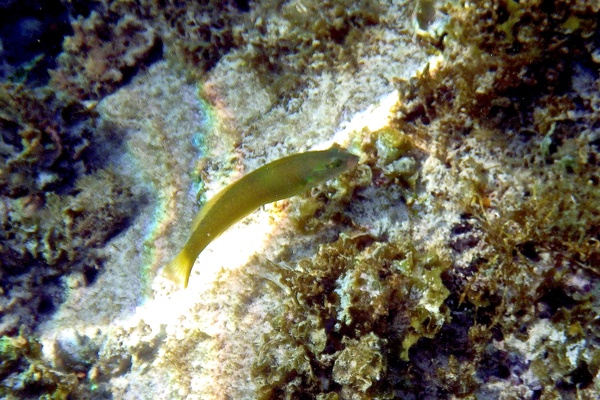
[0,0,73,86]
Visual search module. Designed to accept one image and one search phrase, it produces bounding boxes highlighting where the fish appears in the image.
[164,145,359,288]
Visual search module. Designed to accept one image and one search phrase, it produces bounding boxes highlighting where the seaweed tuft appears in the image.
[252,233,452,398]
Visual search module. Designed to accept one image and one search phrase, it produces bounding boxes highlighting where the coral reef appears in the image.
[158,0,246,75]
[387,0,600,397]
[0,162,139,334]
[252,233,451,398]
[2,0,599,398]
[49,0,383,101]
[0,329,79,399]
[0,85,96,198]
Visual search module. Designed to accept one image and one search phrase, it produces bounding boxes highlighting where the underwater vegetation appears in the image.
[0,82,140,333]
[0,0,391,132]
[48,0,249,100]
[0,85,95,198]
[49,7,162,100]
[1,0,249,395]
[0,1,237,399]
[0,83,141,397]
[245,0,600,398]
[0,326,119,399]
[252,232,451,399]
[1,0,600,398]
[2,0,251,98]
[389,1,600,397]
[236,0,383,99]
[0,25,147,398]
[43,0,383,101]
[0,329,74,399]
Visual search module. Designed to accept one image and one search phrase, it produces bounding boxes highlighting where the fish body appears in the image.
[165,146,359,288]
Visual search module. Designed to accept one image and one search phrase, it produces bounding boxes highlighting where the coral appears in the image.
[0,328,113,399]
[246,0,600,397]
[393,0,600,146]
[158,0,246,75]
[0,78,143,340]
[1,0,596,397]
[0,86,138,335]
[1,167,139,334]
[48,0,382,101]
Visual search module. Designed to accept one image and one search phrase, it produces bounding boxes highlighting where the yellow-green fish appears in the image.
[165,145,359,288]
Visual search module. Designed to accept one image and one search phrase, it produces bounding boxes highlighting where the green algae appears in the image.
[332,333,386,394]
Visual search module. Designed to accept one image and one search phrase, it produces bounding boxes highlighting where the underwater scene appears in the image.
[1,0,600,399]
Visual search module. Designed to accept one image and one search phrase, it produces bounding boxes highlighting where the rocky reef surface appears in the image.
[1,0,600,399]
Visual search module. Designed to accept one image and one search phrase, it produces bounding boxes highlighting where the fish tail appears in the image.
[163,250,194,288]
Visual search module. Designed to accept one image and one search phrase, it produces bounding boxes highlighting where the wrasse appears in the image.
[165,145,359,288]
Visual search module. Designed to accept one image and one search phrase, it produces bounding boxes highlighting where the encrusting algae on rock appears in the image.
[3,0,600,397]
[164,145,359,288]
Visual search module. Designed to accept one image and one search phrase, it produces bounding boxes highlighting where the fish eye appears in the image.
[327,158,344,169]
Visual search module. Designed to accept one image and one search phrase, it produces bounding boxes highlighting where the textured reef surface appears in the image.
[1,0,600,399]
